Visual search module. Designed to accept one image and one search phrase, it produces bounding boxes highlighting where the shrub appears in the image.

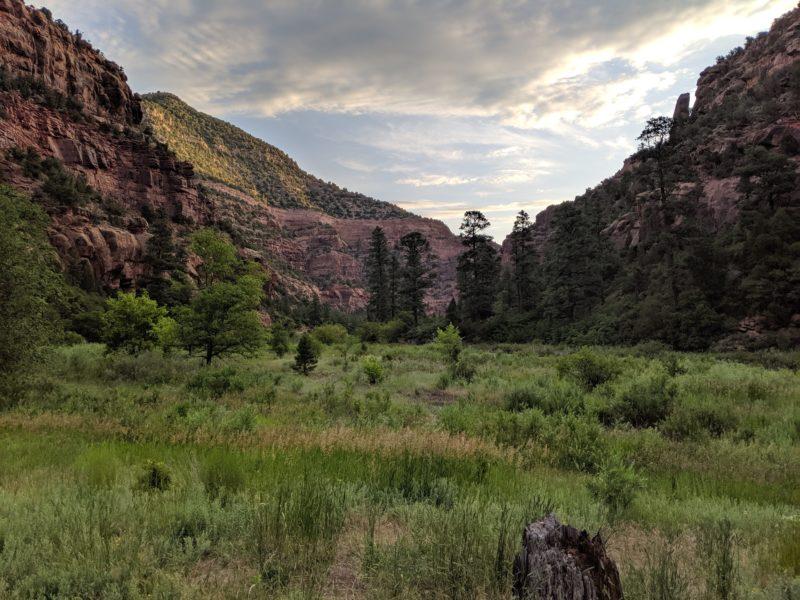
[504,378,584,415]
[102,291,166,354]
[610,367,676,428]
[362,355,385,384]
[312,323,348,345]
[136,460,172,492]
[662,403,738,440]
[450,357,477,383]
[557,348,620,390]
[545,414,607,473]
[587,459,643,519]
[434,324,463,364]
[187,366,245,399]
[357,321,383,342]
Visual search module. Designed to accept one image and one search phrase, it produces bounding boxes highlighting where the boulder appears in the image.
[513,514,622,600]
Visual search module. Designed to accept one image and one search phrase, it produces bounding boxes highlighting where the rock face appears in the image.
[513,514,622,600]
[0,0,141,125]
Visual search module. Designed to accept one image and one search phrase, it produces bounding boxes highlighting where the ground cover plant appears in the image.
[0,337,797,599]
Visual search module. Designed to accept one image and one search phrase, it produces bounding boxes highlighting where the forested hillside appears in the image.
[143,92,411,219]
[484,9,800,350]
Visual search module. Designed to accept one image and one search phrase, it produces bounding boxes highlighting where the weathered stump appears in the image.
[513,514,622,600]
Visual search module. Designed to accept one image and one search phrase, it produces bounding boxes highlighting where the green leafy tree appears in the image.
[293,333,319,375]
[365,226,391,321]
[398,231,436,325]
[0,185,64,396]
[177,273,265,364]
[102,291,166,354]
[190,228,237,287]
[456,211,500,322]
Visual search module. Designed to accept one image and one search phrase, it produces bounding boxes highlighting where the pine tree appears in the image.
[293,333,319,375]
[445,298,459,326]
[365,226,391,321]
[509,210,536,310]
[142,210,185,306]
[456,211,500,322]
[389,249,400,319]
[397,231,436,325]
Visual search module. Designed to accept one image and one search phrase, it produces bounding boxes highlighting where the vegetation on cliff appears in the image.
[142,92,411,219]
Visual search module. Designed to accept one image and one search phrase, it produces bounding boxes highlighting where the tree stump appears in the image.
[513,514,622,600]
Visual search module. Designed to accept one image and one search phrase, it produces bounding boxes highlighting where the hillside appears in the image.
[142,92,410,220]
[498,7,800,350]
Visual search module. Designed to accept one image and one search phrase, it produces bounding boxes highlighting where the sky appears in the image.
[39,0,796,239]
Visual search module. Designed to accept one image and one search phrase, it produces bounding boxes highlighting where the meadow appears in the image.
[0,339,798,599]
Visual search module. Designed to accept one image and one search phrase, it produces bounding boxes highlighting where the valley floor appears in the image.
[0,343,798,598]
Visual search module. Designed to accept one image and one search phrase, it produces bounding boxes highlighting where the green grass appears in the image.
[0,342,798,598]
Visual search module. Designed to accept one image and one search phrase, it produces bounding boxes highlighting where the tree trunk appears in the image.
[513,514,622,600]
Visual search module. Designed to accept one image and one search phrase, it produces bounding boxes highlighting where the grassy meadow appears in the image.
[0,340,798,598]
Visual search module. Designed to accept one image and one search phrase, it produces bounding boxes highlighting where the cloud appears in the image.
[40,0,795,123]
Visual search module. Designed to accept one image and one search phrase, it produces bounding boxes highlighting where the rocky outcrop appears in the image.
[673,92,691,120]
[513,514,622,600]
[0,0,209,290]
[0,0,141,125]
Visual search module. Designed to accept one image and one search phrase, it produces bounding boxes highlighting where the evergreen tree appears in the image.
[388,249,400,319]
[397,231,436,325]
[456,211,500,322]
[637,116,674,203]
[445,298,459,326]
[269,321,291,357]
[142,210,185,306]
[508,210,536,310]
[293,333,319,375]
[365,226,391,321]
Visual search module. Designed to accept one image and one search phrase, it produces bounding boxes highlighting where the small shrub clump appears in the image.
[136,460,172,492]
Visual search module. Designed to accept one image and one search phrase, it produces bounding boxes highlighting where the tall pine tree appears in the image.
[508,210,536,310]
[365,226,391,321]
[398,231,436,325]
[456,211,500,322]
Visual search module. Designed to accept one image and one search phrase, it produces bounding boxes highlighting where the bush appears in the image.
[312,323,348,345]
[136,460,171,492]
[434,324,463,363]
[187,366,246,399]
[587,459,643,519]
[449,357,477,383]
[610,367,676,428]
[557,348,620,390]
[662,403,738,440]
[545,414,607,473]
[357,321,383,342]
[504,378,584,415]
[269,323,291,357]
[362,355,385,384]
